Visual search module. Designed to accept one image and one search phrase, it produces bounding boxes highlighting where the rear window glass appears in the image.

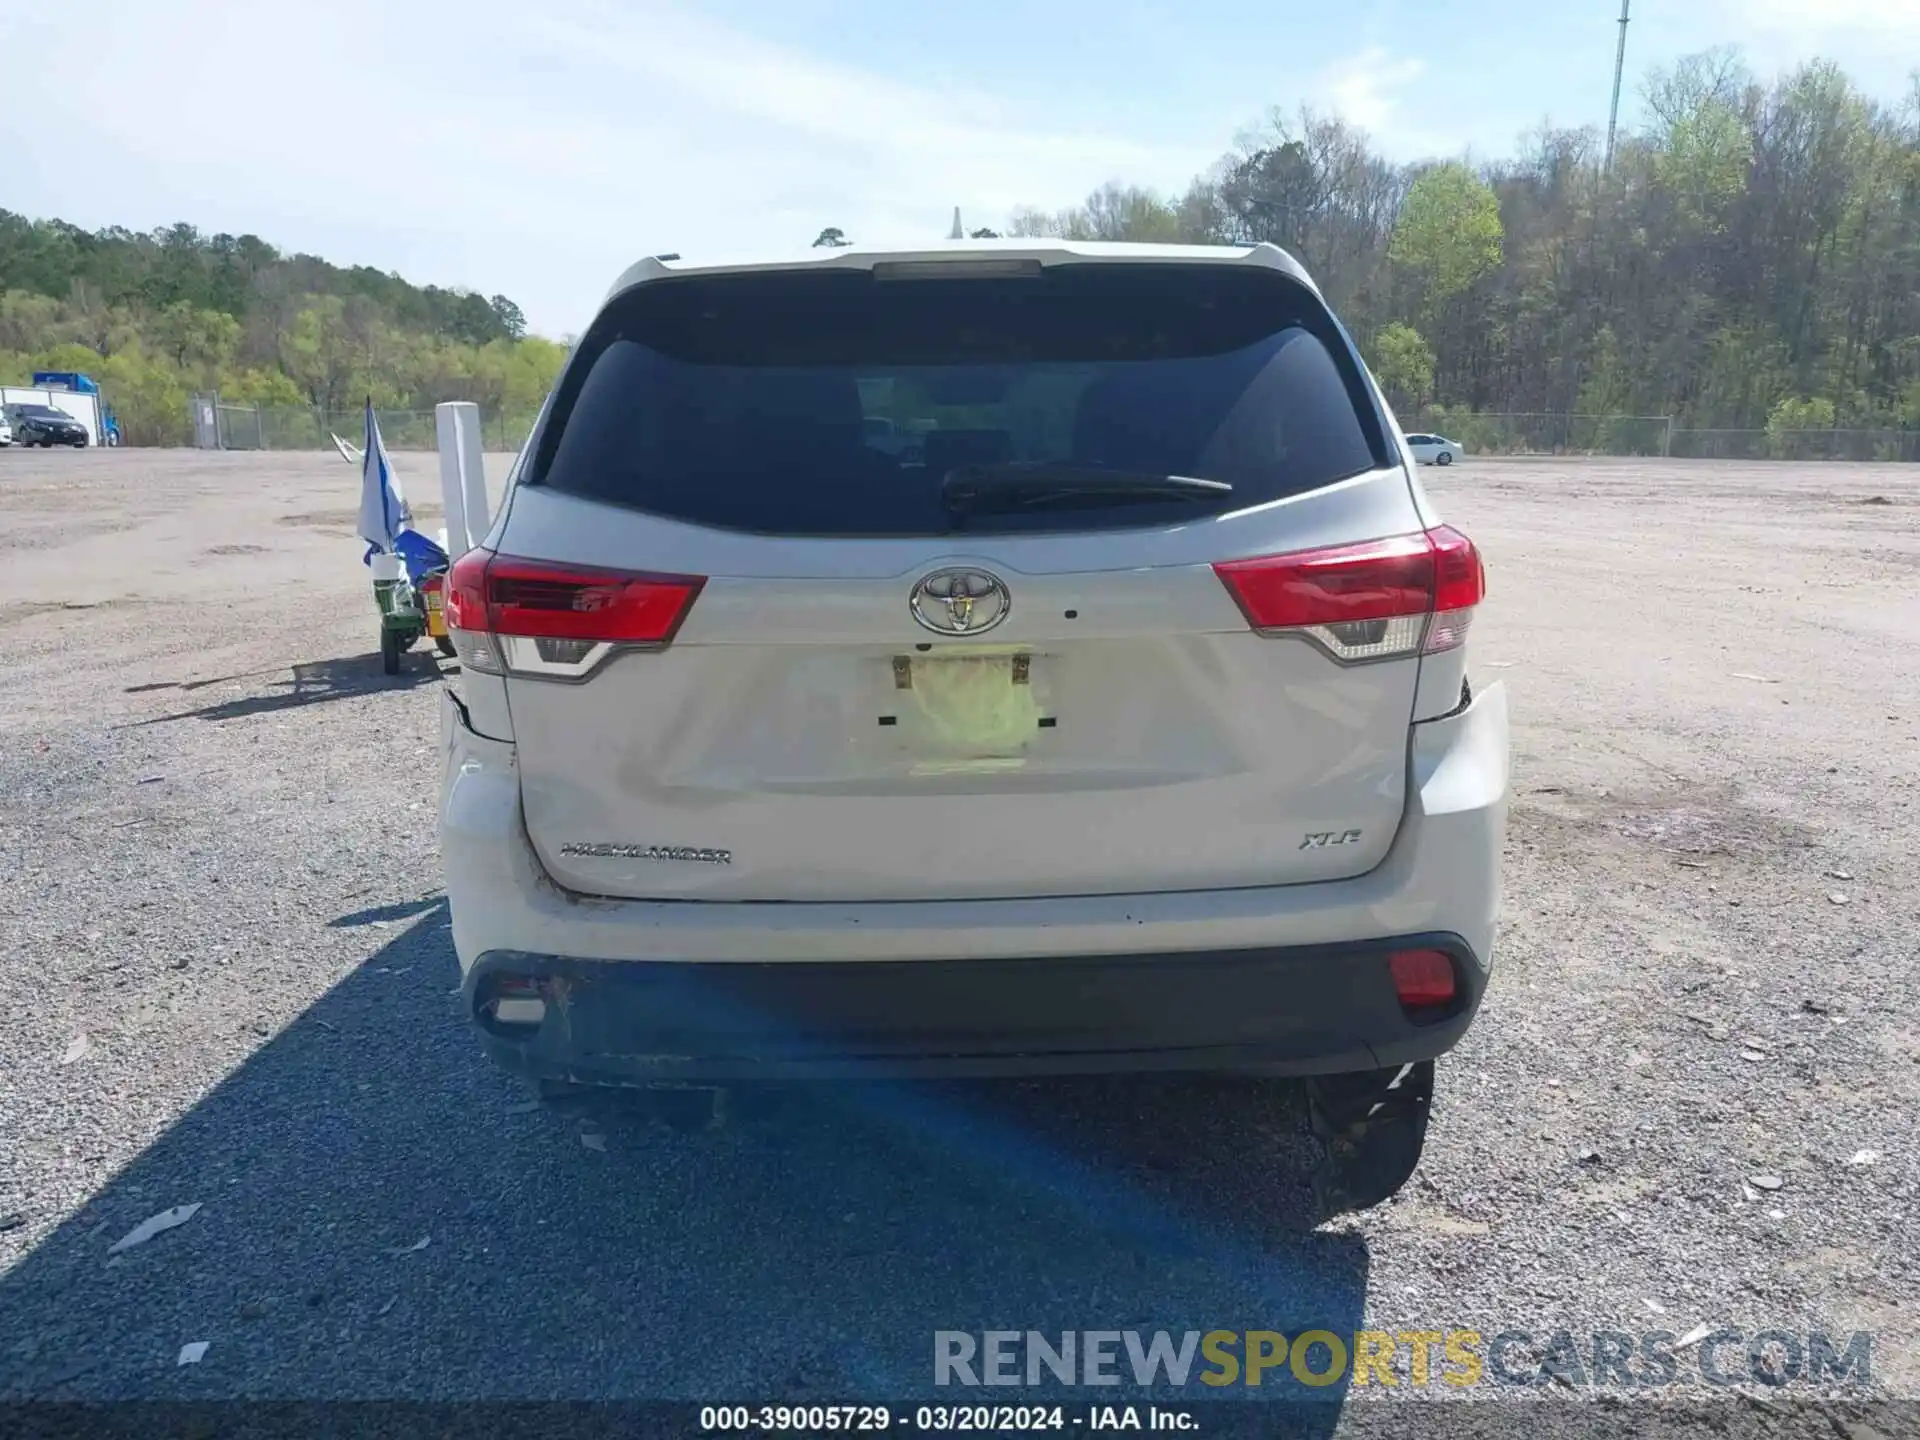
[529,264,1384,537]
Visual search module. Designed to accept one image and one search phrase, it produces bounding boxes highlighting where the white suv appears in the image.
[439,241,1508,1211]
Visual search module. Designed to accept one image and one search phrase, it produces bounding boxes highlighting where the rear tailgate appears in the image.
[493,488,1427,902]
[457,254,1448,904]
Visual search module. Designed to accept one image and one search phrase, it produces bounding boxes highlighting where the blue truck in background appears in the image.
[31,372,122,445]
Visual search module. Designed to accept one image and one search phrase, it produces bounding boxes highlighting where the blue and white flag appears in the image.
[356,400,412,562]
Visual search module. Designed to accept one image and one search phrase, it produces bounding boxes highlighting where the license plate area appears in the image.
[891,653,1031,689]
[880,652,1049,758]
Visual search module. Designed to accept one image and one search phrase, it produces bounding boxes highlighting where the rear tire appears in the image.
[1307,1059,1434,1216]
[1435,451,1453,466]
[380,627,402,675]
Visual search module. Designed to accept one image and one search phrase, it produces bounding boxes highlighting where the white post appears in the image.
[434,405,471,558]
[434,401,491,554]
[458,405,492,546]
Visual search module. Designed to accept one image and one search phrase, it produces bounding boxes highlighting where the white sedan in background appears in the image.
[1405,433,1465,466]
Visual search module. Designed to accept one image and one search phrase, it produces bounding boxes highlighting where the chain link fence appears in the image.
[177,398,1918,462]
[1666,428,1920,462]
[188,400,536,453]
[189,395,269,450]
[1412,410,1918,462]
[1412,411,1676,456]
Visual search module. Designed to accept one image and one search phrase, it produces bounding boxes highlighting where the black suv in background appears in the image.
[3,404,90,447]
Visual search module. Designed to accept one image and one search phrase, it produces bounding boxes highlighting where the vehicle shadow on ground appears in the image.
[124,654,446,726]
[124,667,285,696]
[327,896,444,928]
[0,904,1367,1429]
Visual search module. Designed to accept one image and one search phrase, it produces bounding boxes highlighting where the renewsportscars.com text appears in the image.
[933,1329,1873,1391]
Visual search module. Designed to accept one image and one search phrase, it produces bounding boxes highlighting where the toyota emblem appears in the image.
[909,568,1011,636]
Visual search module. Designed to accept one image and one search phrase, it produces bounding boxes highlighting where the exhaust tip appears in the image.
[491,996,547,1026]
[478,974,549,1033]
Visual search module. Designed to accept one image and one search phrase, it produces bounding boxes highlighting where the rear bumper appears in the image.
[438,680,1508,1081]
[466,933,1485,1083]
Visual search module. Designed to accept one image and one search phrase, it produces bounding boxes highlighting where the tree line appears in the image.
[0,212,565,445]
[1035,53,1920,437]
[6,49,1915,448]
[843,53,1920,441]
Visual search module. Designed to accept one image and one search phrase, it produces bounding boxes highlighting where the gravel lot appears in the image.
[0,448,1915,1432]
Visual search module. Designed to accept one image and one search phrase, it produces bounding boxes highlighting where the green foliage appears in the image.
[1366,323,1435,409]
[1000,53,1918,437]
[1575,326,1636,417]
[1418,405,1528,455]
[93,344,191,446]
[1765,395,1838,457]
[812,227,851,247]
[0,209,563,445]
[488,295,527,341]
[1690,327,1789,428]
[1389,163,1504,309]
[0,211,527,346]
[1010,184,1193,243]
[1656,100,1753,230]
[10,46,1919,452]
[1767,395,1837,432]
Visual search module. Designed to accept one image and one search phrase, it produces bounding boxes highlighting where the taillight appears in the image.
[1423,525,1483,653]
[444,547,500,674]
[444,547,705,682]
[1388,948,1458,1012]
[1212,525,1484,663]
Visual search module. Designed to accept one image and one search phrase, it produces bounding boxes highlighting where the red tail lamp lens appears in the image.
[1389,948,1457,1010]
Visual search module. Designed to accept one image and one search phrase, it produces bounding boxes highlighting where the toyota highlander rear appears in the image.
[438,241,1509,1211]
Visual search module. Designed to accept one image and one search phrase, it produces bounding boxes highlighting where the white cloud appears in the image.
[1306,45,1471,159]
[1737,0,1920,36]
[0,0,1214,335]
[1313,46,1427,135]
[1699,0,1920,91]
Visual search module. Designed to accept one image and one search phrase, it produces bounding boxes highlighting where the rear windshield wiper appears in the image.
[941,463,1233,522]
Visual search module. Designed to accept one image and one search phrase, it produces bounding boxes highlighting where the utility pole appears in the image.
[1604,0,1631,173]
[949,207,964,240]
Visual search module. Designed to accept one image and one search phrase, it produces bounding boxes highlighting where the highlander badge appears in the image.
[559,843,732,865]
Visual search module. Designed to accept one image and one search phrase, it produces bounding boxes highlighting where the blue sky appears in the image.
[2,0,1916,336]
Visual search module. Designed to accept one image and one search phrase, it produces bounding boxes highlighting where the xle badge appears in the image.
[1299,830,1364,850]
